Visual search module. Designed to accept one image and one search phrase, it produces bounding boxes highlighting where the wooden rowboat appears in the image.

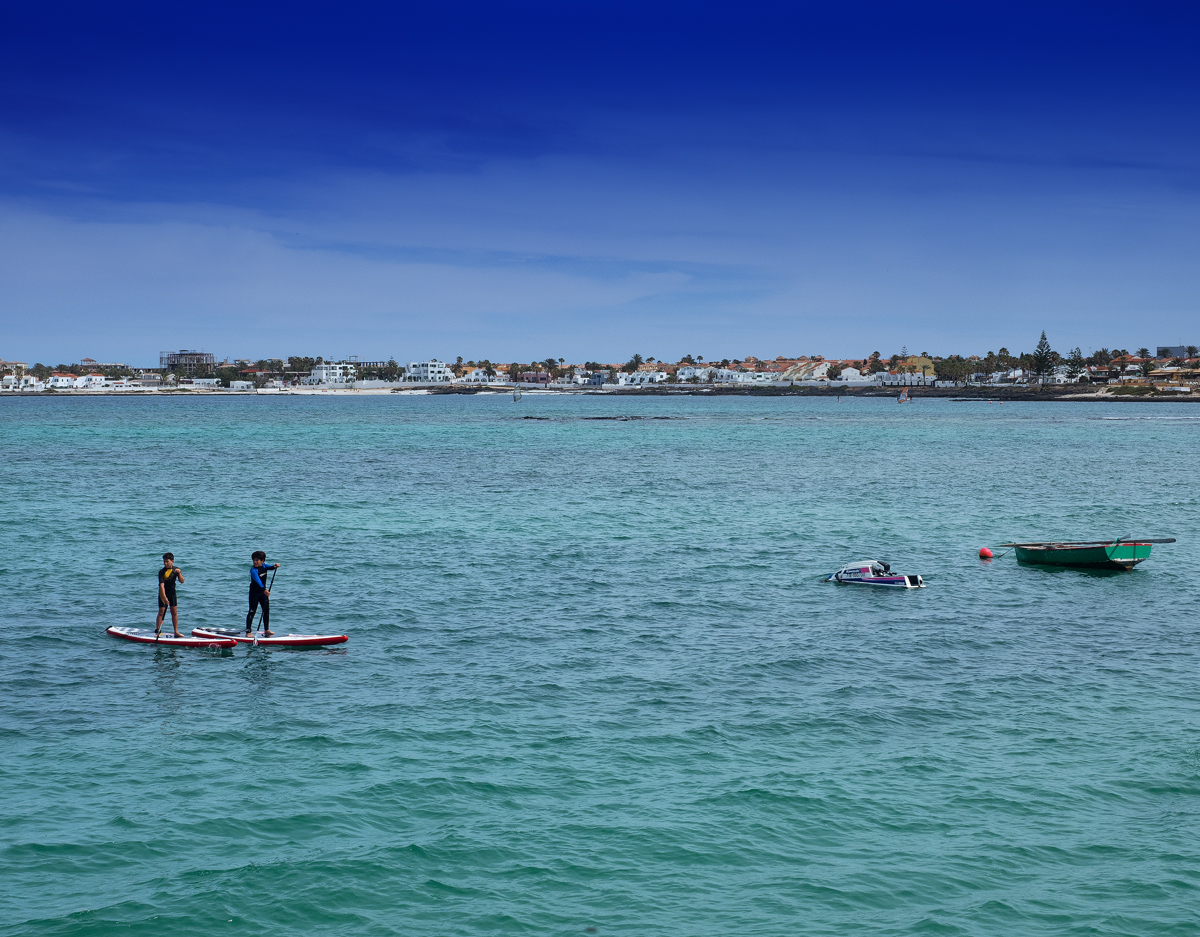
[996,538,1175,570]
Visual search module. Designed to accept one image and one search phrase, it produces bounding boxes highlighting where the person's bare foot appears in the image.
[263,630,274,637]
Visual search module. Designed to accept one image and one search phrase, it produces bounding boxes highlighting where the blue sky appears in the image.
[2,1,1198,365]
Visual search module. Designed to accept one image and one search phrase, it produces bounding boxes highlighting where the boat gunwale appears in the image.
[997,538,1174,548]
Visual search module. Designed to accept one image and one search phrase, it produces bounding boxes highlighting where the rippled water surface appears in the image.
[2,394,1199,936]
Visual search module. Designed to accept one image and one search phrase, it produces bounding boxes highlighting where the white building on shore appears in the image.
[616,370,669,385]
[677,366,733,382]
[674,366,781,384]
[404,360,452,382]
[830,367,877,384]
[782,361,831,382]
[456,367,505,384]
[730,370,776,383]
[875,372,935,386]
[303,362,357,385]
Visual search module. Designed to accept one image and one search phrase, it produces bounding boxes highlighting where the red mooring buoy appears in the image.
[978,547,994,559]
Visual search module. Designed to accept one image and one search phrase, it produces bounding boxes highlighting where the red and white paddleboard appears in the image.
[191,627,348,647]
[106,626,238,648]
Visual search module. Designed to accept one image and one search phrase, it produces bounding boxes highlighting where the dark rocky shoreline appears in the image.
[431,384,1199,402]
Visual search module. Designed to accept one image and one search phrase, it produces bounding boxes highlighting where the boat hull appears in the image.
[832,576,923,588]
[1013,543,1152,570]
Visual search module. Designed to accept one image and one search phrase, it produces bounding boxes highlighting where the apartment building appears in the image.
[404,360,452,382]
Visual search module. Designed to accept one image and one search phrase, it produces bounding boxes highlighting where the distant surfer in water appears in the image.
[156,553,185,637]
[247,551,281,637]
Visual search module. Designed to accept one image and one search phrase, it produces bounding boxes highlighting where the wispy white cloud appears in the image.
[3,146,1199,364]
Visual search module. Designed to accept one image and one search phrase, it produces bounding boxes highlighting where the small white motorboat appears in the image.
[824,560,925,588]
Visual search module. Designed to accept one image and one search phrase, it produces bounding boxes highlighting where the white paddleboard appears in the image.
[107,626,237,648]
[191,627,348,647]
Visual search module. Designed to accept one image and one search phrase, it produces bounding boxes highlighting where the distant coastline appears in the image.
[3,384,1197,402]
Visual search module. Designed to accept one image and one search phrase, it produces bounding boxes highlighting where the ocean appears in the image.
[2,393,1199,935]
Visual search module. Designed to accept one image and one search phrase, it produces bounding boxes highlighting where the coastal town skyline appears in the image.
[5,341,1197,393]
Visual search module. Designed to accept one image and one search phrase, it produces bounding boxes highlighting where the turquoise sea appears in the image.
[2,393,1199,936]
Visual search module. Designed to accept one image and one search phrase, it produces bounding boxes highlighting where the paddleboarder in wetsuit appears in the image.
[247,551,281,637]
[156,553,185,637]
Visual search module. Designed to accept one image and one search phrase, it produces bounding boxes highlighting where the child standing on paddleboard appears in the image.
[156,553,185,637]
[247,551,281,637]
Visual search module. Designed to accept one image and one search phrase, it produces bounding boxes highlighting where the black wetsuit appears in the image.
[246,564,278,630]
[158,567,180,608]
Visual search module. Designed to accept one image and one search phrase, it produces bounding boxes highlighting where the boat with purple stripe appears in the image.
[825,561,925,588]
